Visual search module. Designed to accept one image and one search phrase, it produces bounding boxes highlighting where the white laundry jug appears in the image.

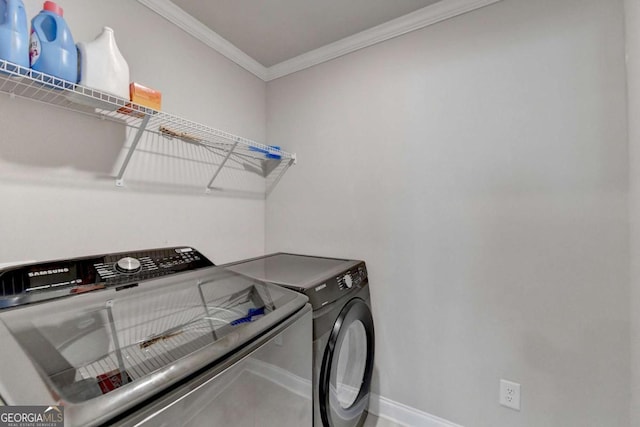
[77,27,129,98]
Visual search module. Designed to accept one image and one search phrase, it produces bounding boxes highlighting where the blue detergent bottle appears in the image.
[0,0,29,71]
[29,1,78,84]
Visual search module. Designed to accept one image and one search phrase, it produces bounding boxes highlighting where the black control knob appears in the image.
[115,257,142,273]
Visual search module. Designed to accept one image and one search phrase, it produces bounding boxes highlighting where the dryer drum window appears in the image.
[334,320,368,408]
[320,297,375,427]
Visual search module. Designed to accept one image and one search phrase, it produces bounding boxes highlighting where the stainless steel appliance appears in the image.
[0,247,312,427]
[226,253,374,427]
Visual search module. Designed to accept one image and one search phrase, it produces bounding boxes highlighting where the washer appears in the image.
[226,253,375,427]
[0,247,313,427]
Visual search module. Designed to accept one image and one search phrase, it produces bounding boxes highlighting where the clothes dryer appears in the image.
[226,253,375,427]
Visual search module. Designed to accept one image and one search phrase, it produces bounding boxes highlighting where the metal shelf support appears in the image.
[266,158,296,197]
[115,115,151,186]
[206,138,240,191]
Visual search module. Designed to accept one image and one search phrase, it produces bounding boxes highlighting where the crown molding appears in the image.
[137,0,268,80]
[266,0,502,81]
[138,0,502,82]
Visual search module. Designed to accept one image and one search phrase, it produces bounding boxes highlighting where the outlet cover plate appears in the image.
[499,379,521,411]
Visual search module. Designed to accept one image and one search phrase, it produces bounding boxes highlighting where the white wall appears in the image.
[0,0,267,264]
[627,0,640,425]
[266,0,629,425]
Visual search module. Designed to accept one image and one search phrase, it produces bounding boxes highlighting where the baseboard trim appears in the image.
[245,358,462,426]
[370,393,464,427]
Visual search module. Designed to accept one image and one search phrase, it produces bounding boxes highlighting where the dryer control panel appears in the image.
[0,247,214,309]
[309,262,367,310]
[336,265,367,290]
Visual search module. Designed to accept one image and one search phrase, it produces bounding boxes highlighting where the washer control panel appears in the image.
[0,247,214,309]
[94,247,210,285]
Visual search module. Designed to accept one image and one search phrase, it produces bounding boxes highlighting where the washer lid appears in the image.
[0,267,307,427]
[226,253,359,289]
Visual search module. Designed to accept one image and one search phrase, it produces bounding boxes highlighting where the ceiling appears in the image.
[170,0,441,67]
[139,0,501,80]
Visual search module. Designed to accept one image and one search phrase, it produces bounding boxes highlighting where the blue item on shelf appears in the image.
[249,145,282,160]
[230,307,266,325]
[0,0,29,71]
[29,1,78,85]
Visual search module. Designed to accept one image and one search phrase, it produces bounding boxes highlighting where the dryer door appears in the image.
[319,297,374,427]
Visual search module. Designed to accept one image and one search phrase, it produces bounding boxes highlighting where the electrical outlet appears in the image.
[499,379,521,411]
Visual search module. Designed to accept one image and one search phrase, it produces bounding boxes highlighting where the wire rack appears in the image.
[0,59,296,196]
[56,283,273,402]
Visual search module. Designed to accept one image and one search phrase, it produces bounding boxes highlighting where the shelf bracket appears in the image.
[266,157,296,197]
[206,138,240,192]
[115,115,151,186]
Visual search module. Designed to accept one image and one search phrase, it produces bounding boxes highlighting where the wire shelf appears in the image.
[0,59,296,196]
[50,283,273,402]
